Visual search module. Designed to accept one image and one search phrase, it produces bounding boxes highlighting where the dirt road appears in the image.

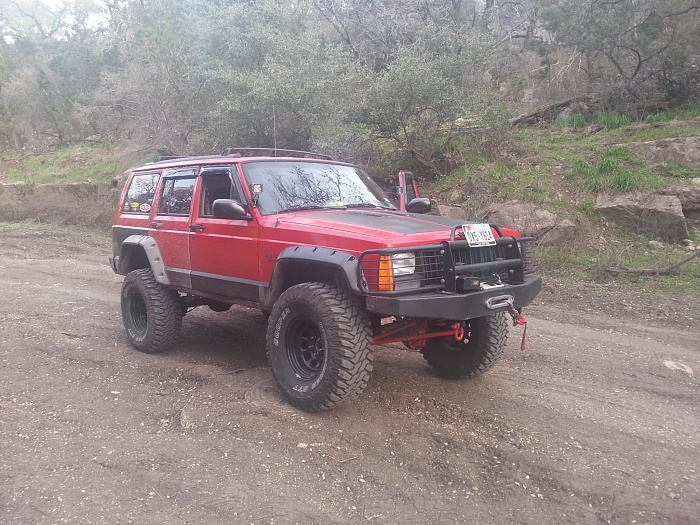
[1,224,698,525]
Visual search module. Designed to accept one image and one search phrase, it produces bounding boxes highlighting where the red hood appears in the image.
[259,209,520,252]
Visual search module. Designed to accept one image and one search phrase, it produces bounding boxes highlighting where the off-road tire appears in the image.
[121,268,182,353]
[267,283,373,411]
[421,313,509,379]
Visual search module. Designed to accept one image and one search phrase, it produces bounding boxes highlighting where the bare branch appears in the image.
[607,250,700,276]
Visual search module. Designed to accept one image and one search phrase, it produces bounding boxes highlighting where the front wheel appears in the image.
[267,283,373,411]
[121,268,182,353]
[421,313,509,379]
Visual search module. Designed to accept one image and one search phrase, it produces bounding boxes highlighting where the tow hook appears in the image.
[452,322,465,342]
[506,302,528,351]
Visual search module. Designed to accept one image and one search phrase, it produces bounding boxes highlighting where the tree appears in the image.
[0,0,107,147]
[540,0,700,106]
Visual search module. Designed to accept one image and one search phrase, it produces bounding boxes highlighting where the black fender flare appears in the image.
[118,235,169,285]
[263,246,361,309]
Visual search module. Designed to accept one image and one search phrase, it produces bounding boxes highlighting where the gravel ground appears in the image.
[1,223,698,525]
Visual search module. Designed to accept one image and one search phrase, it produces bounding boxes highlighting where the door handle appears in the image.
[189,224,205,231]
[150,221,162,228]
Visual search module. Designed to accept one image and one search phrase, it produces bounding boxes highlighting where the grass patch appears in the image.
[566,147,661,192]
[617,124,698,142]
[536,238,700,295]
[1,145,125,184]
[563,112,631,130]
[658,163,700,179]
[645,105,700,123]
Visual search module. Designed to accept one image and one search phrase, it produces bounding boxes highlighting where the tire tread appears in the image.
[121,268,182,353]
[421,313,509,379]
[267,282,373,411]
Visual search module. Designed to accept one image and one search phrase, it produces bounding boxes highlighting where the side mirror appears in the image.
[212,199,250,220]
[406,197,431,214]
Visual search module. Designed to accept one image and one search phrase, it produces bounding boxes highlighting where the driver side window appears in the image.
[199,169,240,217]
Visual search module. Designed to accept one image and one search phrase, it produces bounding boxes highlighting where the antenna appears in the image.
[273,105,277,156]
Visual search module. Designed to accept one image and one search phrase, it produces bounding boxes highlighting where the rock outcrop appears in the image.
[595,193,689,241]
[482,200,577,245]
[659,178,700,227]
[436,200,578,245]
[630,136,700,168]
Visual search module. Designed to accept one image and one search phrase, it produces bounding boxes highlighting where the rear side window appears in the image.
[122,172,161,214]
[158,177,196,216]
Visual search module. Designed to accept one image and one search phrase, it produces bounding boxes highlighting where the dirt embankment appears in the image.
[0,224,698,525]
[0,181,122,226]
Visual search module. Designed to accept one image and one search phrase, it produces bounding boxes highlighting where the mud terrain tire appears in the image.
[267,283,373,411]
[121,268,182,353]
[421,313,509,379]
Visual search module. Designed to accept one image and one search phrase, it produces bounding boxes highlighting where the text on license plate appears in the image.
[462,223,497,247]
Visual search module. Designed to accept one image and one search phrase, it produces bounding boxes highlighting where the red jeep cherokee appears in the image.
[110,149,541,411]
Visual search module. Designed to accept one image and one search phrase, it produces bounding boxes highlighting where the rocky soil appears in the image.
[1,224,699,525]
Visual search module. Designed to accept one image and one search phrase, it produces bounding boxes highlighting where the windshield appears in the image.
[241,161,395,215]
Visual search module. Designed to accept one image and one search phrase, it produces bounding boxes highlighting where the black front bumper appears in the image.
[365,275,542,320]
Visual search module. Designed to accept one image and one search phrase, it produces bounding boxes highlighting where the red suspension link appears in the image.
[373,321,464,347]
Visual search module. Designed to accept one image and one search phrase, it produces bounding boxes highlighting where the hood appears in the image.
[267,209,468,247]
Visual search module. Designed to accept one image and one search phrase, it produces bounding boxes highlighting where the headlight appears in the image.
[391,253,415,275]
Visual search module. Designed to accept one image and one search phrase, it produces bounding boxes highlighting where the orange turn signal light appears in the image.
[378,255,394,291]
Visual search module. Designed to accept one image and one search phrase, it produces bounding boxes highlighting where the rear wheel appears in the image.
[421,313,509,379]
[121,268,182,353]
[267,283,373,411]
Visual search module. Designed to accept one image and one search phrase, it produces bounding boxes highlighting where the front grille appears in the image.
[453,244,504,265]
[418,249,444,287]
[358,237,526,296]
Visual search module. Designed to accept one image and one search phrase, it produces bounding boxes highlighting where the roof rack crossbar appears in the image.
[221,147,333,160]
[154,155,189,162]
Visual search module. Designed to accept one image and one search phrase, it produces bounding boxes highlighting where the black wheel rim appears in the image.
[128,290,148,336]
[286,314,325,380]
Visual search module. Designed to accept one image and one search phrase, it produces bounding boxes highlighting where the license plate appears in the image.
[462,223,497,247]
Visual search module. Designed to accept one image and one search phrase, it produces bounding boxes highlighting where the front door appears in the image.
[189,167,260,303]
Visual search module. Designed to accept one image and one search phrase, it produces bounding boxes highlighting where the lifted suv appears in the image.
[110,149,541,411]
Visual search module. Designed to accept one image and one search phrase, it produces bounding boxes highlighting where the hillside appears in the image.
[1,113,699,299]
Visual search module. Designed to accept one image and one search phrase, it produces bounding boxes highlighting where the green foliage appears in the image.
[0,0,699,169]
[567,147,661,192]
[540,0,700,105]
[569,113,586,129]
[353,31,507,178]
[578,197,597,214]
[3,146,124,184]
[563,112,631,130]
[595,113,630,130]
[663,164,700,179]
[645,105,700,123]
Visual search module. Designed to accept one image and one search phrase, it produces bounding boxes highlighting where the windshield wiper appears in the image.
[280,204,347,213]
[345,202,396,210]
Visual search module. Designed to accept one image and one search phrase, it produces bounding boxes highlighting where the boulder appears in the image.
[659,178,700,227]
[631,136,700,167]
[539,218,577,245]
[482,200,578,245]
[595,193,688,241]
[437,204,469,220]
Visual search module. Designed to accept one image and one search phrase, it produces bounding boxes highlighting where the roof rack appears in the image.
[154,155,189,162]
[221,147,333,160]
